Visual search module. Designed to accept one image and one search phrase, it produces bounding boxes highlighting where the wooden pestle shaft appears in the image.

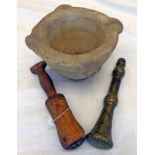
[30,61,85,149]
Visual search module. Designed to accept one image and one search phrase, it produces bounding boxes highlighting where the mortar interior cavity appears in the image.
[48,14,105,55]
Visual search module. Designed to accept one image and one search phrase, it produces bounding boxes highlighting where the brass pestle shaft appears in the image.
[87,58,126,149]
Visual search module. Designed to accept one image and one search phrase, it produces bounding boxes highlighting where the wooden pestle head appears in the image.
[46,94,85,149]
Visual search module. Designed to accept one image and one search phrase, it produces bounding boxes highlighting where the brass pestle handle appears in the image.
[87,58,126,149]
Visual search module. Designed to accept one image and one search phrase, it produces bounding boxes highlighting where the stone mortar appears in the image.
[25,5,123,80]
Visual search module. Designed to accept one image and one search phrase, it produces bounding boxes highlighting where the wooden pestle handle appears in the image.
[87,58,126,149]
[30,61,85,149]
[30,61,57,97]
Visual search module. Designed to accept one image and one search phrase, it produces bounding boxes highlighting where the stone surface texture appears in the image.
[26,5,123,79]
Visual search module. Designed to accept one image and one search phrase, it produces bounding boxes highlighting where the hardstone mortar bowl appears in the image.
[25,5,123,80]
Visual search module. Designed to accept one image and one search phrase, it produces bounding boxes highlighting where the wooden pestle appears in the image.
[30,61,85,149]
[87,58,126,149]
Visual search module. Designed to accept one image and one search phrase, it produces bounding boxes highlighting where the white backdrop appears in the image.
[18,0,137,155]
